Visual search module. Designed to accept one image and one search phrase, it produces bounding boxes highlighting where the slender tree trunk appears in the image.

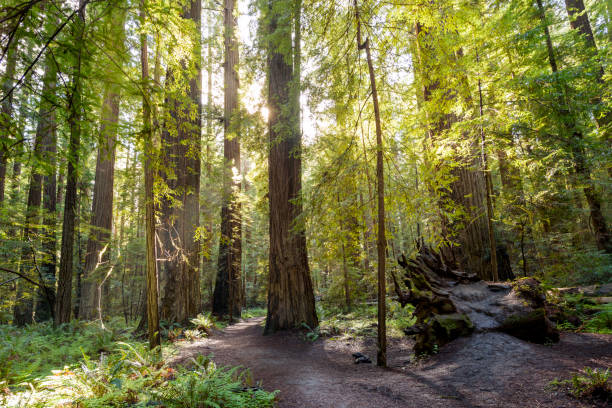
[537,0,611,253]
[139,0,160,348]
[477,54,498,281]
[158,0,202,323]
[0,28,20,205]
[13,133,44,325]
[354,0,386,367]
[55,0,88,326]
[35,57,59,322]
[563,0,611,177]
[264,0,318,333]
[213,0,242,319]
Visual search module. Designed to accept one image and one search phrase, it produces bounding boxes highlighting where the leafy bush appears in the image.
[569,367,610,399]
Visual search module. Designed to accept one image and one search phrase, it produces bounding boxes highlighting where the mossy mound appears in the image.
[414,313,474,355]
[499,308,559,343]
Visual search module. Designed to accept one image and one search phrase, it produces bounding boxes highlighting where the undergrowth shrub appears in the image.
[0,322,277,408]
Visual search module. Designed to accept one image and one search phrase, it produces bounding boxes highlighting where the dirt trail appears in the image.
[173,317,612,408]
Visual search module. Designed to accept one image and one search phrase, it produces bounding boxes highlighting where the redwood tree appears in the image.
[213,0,242,319]
[79,5,126,320]
[158,0,202,323]
[264,0,318,333]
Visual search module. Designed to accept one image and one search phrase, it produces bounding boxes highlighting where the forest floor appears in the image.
[172,317,612,408]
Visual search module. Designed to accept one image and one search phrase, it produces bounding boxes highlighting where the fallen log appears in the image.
[393,244,559,354]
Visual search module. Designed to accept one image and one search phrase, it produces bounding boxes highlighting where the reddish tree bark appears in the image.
[158,0,202,323]
[264,0,317,333]
[213,0,242,319]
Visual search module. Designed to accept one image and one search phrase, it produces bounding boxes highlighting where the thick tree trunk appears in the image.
[158,0,202,324]
[55,0,87,326]
[477,62,498,281]
[213,0,242,319]
[264,0,318,333]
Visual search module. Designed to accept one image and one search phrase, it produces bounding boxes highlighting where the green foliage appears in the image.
[0,322,277,408]
[243,308,267,318]
[318,302,415,339]
[583,303,612,335]
[551,367,611,400]
[157,358,277,408]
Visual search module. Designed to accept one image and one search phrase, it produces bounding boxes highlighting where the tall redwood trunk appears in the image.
[140,0,160,348]
[35,58,59,322]
[78,87,119,320]
[264,0,317,333]
[158,0,202,323]
[213,0,242,319]
[55,0,88,326]
[13,50,58,325]
[79,3,126,321]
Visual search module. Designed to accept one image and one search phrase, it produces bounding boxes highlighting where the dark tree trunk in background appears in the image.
[13,51,59,324]
[13,132,44,325]
[536,0,611,254]
[0,28,20,205]
[563,0,611,175]
[158,0,202,324]
[264,0,318,334]
[79,3,126,321]
[415,22,493,281]
[213,0,242,319]
[79,86,119,320]
[55,0,88,326]
[35,56,59,322]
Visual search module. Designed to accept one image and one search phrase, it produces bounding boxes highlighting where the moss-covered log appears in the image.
[393,245,559,354]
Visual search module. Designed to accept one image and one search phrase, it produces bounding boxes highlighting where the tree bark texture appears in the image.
[55,0,87,326]
[158,0,202,323]
[140,0,160,348]
[264,0,318,333]
[35,54,59,322]
[213,0,242,319]
[13,52,59,324]
[78,3,126,320]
